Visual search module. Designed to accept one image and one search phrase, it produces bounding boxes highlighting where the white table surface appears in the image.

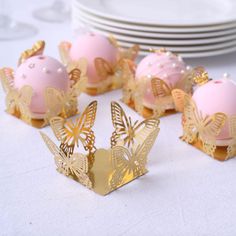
[1,1,236,236]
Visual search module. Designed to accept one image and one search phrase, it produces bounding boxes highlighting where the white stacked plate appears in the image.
[71,0,236,58]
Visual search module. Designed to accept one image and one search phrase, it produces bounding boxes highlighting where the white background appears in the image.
[1,1,236,235]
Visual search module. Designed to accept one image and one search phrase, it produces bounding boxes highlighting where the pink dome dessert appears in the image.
[192,78,236,145]
[14,55,69,117]
[135,51,187,109]
[69,33,118,86]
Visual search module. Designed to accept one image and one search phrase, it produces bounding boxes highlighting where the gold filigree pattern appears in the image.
[0,41,86,128]
[226,116,236,159]
[40,132,92,188]
[44,68,87,120]
[109,129,159,190]
[40,101,160,195]
[59,36,138,95]
[0,68,33,123]
[111,102,159,148]
[182,95,227,157]
[49,101,97,154]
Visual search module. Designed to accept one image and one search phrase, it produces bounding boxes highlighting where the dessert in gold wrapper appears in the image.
[40,101,160,195]
[0,40,87,128]
[122,48,203,118]
[172,69,236,161]
[59,33,139,95]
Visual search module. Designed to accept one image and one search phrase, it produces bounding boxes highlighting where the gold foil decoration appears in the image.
[0,68,33,123]
[122,63,199,118]
[192,66,210,85]
[18,40,45,65]
[59,35,138,96]
[0,41,87,128]
[226,116,236,159]
[178,94,236,161]
[40,101,160,195]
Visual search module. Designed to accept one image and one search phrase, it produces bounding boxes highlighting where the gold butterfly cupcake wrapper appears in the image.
[58,35,139,96]
[122,66,210,118]
[0,41,87,128]
[40,101,160,195]
[171,89,236,161]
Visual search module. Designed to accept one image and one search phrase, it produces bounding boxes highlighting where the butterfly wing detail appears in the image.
[18,86,33,123]
[120,45,140,61]
[69,68,87,97]
[68,153,92,188]
[134,118,160,148]
[50,117,67,142]
[200,113,226,141]
[94,58,114,80]
[18,40,45,65]
[0,67,14,93]
[76,101,97,152]
[151,77,173,116]
[182,95,199,143]
[44,87,64,121]
[111,101,130,147]
[110,146,130,189]
[133,129,159,177]
[171,89,188,112]
[151,77,172,97]
[40,132,70,175]
[199,113,226,156]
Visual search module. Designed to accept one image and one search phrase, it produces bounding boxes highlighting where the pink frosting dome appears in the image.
[135,51,186,109]
[192,79,236,142]
[69,33,118,85]
[14,55,69,115]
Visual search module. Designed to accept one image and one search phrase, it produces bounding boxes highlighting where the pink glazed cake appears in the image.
[135,50,187,109]
[14,55,69,118]
[69,33,118,87]
[192,78,236,146]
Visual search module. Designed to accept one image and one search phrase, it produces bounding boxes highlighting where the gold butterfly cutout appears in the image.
[171,89,189,112]
[151,67,197,116]
[0,68,33,123]
[44,68,87,121]
[171,67,211,113]
[94,58,127,92]
[18,40,45,65]
[58,42,88,74]
[40,132,92,188]
[111,101,160,148]
[108,35,139,61]
[109,129,159,189]
[49,101,97,156]
[182,95,226,156]
[122,63,137,103]
[226,115,236,159]
[151,77,176,116]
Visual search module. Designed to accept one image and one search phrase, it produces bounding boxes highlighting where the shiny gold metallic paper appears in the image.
[172,90,236,161]
[0,41,87,128]
[40,101,160,195]
[122,54,208,118]
[58,35,139,96]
